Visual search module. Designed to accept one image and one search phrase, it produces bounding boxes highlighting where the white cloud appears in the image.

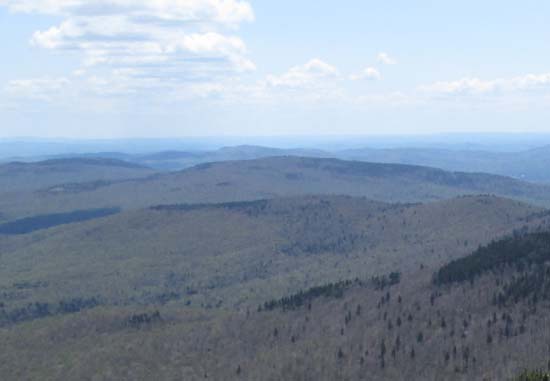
[0,3,407,108]
[180,59,345,104]
[6,77,71,101]
[377,52,397,65]
[1,0,255,100]
[420,73,550,96]
[266,59,339,88]
[350,67,381,81]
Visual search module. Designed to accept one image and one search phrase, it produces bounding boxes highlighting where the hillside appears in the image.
[2,156,550,221]
[34,144,550,182]
[29,145,331,171]
[2,220,550,380]
[0,195,545,323]
[115,145,330,171]
[2,157,550,380]
[0,158,155,196]
[339,145,550,183]
[204,230,550,380]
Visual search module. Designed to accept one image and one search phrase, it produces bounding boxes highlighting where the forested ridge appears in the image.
[1,193,549,380]
[434,232,550,286]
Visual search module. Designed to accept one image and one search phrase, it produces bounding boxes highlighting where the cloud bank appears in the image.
[1,0,256,100]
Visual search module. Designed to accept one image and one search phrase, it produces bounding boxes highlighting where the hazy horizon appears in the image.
[2,132,550,161]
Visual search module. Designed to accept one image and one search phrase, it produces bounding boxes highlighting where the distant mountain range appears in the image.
[9,143,550,183]
[338,145,550,183]
[0,157,154,194]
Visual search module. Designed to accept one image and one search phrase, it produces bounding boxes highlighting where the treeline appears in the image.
[151,199,269,217]
[260,280,358,312]
[517,370,550,381]
[0,297,99,326]
[372,272,401,290]
[37,157,145,169]
[44,180,113,194]
[0,208,120,235]
[261,272,401,312]
[493,266,550,307]
[126,311,162,329]
[434,232,550,286]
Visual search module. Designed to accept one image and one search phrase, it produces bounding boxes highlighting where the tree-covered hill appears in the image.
[0,195,543,325]
[434,232,550,286]
[0,157,155,197]
[1,195,550,380]
[3,156,550,221]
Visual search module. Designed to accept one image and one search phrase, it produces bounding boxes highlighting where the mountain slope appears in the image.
[0,158,155,196]
[7,142,550,182]
[0,195,545,323]
[128,145,330,170]
[3,223,550,380]
[2,156,550,221]
[43,143,550,183]
[339,145,550,183]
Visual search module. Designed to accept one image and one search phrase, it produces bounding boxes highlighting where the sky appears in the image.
[1,0,550,138]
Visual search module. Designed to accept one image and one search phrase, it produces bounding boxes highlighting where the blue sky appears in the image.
[1,0,550,138]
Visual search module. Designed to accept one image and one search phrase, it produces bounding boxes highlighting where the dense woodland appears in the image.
[2,157,550,380]
[434,232,550,310]
[434,232,550,286]
[0,297,100,326]
[518,371,550,381]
